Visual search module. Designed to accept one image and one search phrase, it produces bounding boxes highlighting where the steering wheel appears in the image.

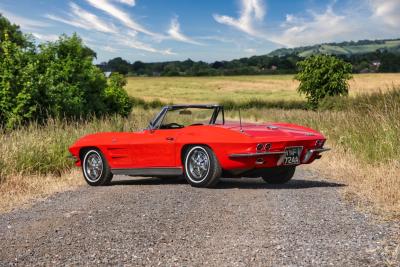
[162,123,184,129]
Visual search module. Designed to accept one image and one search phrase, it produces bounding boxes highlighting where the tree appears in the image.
[0,13,30,48]
[36,34,109,119]
[0,32,39,128]
[107,57,131,75]
[295,55,353,109]
[0,14,133,128]
[103,73,133,116]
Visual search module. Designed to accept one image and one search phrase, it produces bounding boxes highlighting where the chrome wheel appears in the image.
[186,146,210,183]
[83,150,103,183]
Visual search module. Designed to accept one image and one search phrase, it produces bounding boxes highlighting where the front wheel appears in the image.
[261,166,296,184]
[82,149,113,186]
[184,146,221,188]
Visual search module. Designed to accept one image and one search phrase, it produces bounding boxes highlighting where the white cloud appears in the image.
[167,17,202,45]
[0,9,49,31]
[212,0,400,48]
[213,0,265,37]
[270,7,355,47]
[101,45,118,53]
[45,2,175,55]
[85,0,158,37]
[46,3,117,33]
[244,48,256,53]
[117,35,176,55]
[370,0,400,28]
[113,0,135,7]
[32,32,59,42]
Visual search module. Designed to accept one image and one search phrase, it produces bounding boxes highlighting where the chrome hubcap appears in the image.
[85,152,103,182]
[188,148,210,181]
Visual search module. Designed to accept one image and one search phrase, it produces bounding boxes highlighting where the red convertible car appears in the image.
[69,105,330,188]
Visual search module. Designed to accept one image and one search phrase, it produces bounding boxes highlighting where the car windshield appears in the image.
[150,106,224,130]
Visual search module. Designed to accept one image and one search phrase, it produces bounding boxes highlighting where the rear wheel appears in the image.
[82,149,113,186]
[261,166,296,184]
[184,146,221,188]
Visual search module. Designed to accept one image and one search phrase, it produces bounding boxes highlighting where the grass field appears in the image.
[1,74,400,219]
[125,73,400,104]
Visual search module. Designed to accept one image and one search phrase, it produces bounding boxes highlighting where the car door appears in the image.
[130,129,180,168]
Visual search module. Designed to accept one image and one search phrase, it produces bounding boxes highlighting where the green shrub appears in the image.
[0,32,39,128]
[295,55,353,110]
[103,73,133,117]
[36,34,133,119]
[0,23,133,128]
[0,14,29,48]
[130,97,167,109]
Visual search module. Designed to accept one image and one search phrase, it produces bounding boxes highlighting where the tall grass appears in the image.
[0,109,153,179]
[124,74,400,104]
[237,89,400,164]
[235,89,400,217]
[1,89,399,217]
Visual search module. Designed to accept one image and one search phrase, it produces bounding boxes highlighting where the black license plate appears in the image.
[284,147,302,165]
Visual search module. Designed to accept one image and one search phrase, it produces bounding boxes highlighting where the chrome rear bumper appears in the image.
[229,151,286,158]
[302,148,331,163]
[229,147,331,164]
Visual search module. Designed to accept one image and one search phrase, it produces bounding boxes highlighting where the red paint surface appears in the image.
[69,121,326,171]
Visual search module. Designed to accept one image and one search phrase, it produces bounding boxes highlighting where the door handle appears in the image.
[166,137,174,141]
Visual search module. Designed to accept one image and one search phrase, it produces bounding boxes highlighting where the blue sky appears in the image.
[1,0,399,63]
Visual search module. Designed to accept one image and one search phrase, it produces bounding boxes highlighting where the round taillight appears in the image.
[265,143,271,150]
[256,144,264,151]
[315,140,324,148]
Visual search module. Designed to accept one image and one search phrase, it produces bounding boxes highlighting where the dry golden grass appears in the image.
[234,103,400,219]
[126,75,299,104]
[125,73,400,103]
[349,73,400,95]
[304,145,400,219]
[1,88,399,219]
[0,109,154,212]
[0,171,83,212]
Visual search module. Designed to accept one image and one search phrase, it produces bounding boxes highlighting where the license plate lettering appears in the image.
[283,147,302,165]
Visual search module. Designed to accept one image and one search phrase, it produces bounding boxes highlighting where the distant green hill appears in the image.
[268,39,400,57]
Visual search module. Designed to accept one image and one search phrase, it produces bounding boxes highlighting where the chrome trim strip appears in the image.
[302,148,331,163]
[312,148,331,153]
[111,167,183,176]
[229,151,286,158]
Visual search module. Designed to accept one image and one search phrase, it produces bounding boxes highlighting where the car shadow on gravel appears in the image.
[216,178,346,190]
[110,177,346,190]
[110,177,187,186]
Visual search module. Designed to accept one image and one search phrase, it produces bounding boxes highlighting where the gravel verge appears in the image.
[0,168,399,266]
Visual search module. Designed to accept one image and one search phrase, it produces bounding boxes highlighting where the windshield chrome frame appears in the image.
[147,105,224,130]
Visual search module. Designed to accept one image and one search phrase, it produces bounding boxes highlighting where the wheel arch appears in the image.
[79,146,102,160]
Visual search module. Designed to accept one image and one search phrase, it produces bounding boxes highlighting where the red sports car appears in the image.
[69,105,330,188]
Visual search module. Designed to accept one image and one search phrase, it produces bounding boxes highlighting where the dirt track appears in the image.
[0,168,399,266]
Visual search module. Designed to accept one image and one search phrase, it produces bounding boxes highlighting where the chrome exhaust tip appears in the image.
[255,158,265,165]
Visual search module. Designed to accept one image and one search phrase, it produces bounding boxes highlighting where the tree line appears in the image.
[0,14,132,129]
[98,51,400,77]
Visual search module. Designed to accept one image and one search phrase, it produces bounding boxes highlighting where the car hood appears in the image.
[218,122,324,140]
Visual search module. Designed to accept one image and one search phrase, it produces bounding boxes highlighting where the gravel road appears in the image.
[0,168,399,266]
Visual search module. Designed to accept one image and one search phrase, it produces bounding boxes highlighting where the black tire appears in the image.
[81,149,113,186]
[184,146,221,188]
[261,166,296,184]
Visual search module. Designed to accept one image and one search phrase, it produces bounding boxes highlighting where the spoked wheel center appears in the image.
[188,148,210,181]
[85,152,103,182]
